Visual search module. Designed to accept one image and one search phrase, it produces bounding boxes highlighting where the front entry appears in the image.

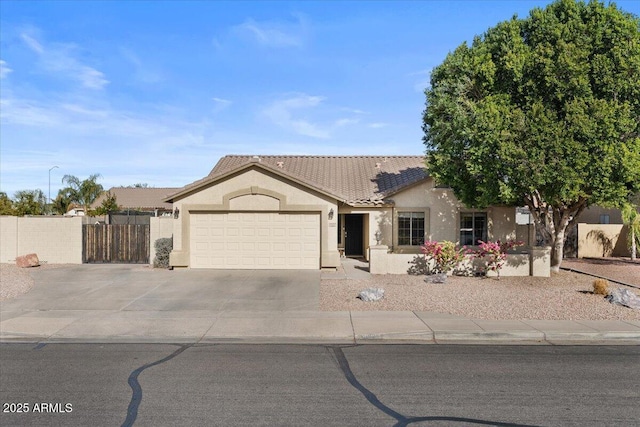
[344,214,364,257]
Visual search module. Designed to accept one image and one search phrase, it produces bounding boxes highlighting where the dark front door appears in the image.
[344,214,364,256]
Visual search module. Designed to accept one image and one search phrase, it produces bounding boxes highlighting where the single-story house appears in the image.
[93,187,179,216]
[164,155,519,270]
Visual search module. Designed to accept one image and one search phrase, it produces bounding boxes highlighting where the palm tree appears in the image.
[61,174,104,215]
[52,189,74,215]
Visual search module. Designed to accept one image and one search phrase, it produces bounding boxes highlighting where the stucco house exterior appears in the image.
[164,155,519,270]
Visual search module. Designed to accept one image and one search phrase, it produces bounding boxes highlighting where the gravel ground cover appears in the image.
[0,263,69,301]
[321,264,640,321]
[562,258,640,286]
[0,263,35,301]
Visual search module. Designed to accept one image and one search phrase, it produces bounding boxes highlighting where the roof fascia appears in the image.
[164,161,345,203]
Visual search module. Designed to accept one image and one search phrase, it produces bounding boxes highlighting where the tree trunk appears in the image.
[632,228,637,261]
[524,193,587,273]
[550,227,565,273]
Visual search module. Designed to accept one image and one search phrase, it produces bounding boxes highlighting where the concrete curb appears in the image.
[2,331,639,345]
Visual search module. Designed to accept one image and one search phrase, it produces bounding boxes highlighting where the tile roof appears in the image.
[169,155,428,206]
[93,187,179,210]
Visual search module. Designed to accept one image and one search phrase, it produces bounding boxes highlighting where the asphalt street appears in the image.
[1,344,639,426]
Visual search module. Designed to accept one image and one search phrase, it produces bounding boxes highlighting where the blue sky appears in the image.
[1,1,639,199]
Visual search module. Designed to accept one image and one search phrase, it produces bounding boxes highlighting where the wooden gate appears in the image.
[83,224,150,263]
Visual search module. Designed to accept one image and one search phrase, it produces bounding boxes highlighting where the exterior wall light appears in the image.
[328,208,334,220]
[174,208,180,219]
[374,229,382,245]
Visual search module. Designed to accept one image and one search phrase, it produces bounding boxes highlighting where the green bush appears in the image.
[153,237,173,269]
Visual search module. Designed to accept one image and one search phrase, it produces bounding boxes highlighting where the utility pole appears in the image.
[49,165,59,214]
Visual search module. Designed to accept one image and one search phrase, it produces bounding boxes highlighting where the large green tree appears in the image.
[423,0,640,271]
[61,173,104,216]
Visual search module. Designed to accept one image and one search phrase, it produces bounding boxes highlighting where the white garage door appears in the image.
[190,212,320,269]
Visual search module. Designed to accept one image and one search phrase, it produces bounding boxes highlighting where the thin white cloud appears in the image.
[369,122,389,129]
[0,91,216,195]
[212,97,232,114]
[0,97,63,126]
[262,94,330,138]
[120,47,163,84]
[0,60,12,79]
[234,14,307,48]
[341,108,368,115]
[19,30,109,90]
[335,118,359,127]
[20,33,44,54]
[77,66,109,89]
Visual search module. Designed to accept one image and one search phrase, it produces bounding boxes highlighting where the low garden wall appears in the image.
[577,223,629,258]
[0,215,174,266]
[0,216,83,264]
[368,245,550,277]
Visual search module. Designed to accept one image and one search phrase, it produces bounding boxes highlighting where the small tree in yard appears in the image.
[423,0,640,272]
[93,191,120,216]
[472,240,524,279]
[421,240,466,274]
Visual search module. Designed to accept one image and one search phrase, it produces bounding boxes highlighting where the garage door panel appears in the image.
[288,242,302,251]
[190,212,319,269]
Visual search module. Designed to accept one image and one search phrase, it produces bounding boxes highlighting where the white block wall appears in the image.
[0,216,83,264]
[149,217,174,265]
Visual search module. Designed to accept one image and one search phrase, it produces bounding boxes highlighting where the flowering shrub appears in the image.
[472,240,523,279]
[421,240,466,274]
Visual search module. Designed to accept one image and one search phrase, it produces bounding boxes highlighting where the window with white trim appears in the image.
[398,212,425,246]
[460,212,487,246]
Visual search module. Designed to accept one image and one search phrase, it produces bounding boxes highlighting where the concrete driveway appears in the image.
[1,265,320,312]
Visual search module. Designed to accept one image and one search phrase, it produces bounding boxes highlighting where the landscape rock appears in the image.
[16,253,40,268]
[358,288,385,302]
[606,288,640,310]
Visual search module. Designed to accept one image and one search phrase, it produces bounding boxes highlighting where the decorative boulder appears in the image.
[358,288,385,302]
[16,253,40,268]
[606,288,640,310]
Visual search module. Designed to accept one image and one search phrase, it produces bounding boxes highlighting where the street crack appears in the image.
[121,344,192,427]
[329,346,539,427]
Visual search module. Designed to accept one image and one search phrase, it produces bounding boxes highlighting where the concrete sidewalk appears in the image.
[2,307,639,345]
[1,263,639,345]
